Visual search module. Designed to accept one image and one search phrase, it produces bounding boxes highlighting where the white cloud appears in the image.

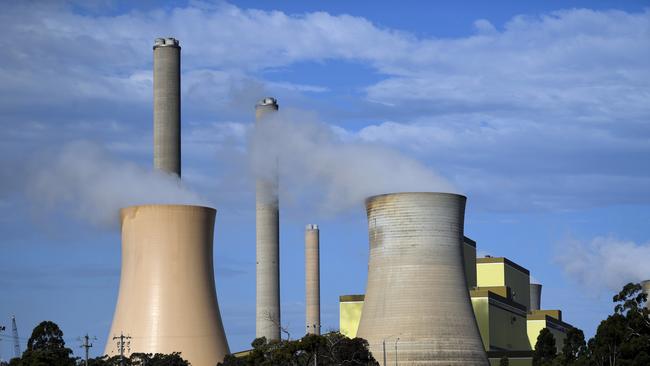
[555,236,650,293]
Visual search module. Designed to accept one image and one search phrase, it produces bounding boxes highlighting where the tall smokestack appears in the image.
[357,193,488,365]
[530,283,542,311]
[255,97,281,341]
[105,205,229,366]
[305,224,321,335]
[153,37,181,177]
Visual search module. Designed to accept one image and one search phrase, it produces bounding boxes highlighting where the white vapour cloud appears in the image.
[555,236,650,292]
[26,141,205,227]
[250,109,457,213]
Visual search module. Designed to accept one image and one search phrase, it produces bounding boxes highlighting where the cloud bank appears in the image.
[555,236,650,293]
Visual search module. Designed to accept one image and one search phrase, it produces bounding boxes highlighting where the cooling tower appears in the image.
[255,97,281,341]
[305,224,321,335]
[153,37,181,176]
[356,193,488,366]
[530,283,543,311]
[105,205,229,366]
[641,280,650,310]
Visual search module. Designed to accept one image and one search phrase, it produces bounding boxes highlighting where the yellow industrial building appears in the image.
[340,237,573,366]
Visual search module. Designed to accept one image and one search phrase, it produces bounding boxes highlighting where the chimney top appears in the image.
[256,97,279,110]
[306,224,319,231]
[154,37,180,49]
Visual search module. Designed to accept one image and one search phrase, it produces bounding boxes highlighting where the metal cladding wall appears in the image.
[255,97,281,341]
[105,205,229,366]
[305,224,321,335]
[153,38,181,176]
[530,284,543,311]
[357,193,489,366]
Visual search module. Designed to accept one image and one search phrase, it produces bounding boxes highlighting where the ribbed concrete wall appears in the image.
[153,37,181,176]
[357,193,488,365]
[255,97,281,341]
[305,224,321,335]
[106,205,229,366]
[530,284,542,311]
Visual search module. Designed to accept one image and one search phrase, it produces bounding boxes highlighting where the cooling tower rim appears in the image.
[365,191,466,205]
[119,204,216,217]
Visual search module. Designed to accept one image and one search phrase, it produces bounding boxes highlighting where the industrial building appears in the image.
[340,248,574,366]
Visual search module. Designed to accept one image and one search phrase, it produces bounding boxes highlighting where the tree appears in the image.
[532,328,556,366]
[86,353,190,366]
[499,355,509,366]
[557,327,587,366]
[218,333,378,366]
[19,321,75,366]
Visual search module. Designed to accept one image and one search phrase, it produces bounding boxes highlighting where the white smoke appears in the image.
[555,236,650,292]
[250,108,457,213]
[26,141,204,227]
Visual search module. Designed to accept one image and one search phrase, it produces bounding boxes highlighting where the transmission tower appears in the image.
[112,333,131,366]
[78,334,97,366]
[11,316,20,358]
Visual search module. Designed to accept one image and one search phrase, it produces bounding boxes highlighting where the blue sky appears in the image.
[1,0,649,359]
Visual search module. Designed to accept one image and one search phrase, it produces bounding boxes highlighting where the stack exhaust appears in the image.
[530,283,543,311]
[356,193,488,365]
[105,205,229,365]
[305,224,321,335]
[255,97,281,341]
[153,37,181,176]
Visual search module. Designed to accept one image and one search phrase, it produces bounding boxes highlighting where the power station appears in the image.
[98,36,581,366]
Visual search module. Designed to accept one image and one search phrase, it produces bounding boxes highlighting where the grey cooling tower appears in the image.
[356,193,488,366]
[255,97,281,341]
[105,205,229,366]
[305,224,321,335]
[153,37,181,176]
[530,283,543,311]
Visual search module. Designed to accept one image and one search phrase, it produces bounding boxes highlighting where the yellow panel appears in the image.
[471,297,490,351]
[527,318,568,353]
[477,263,506,288]
[340,301,364,338]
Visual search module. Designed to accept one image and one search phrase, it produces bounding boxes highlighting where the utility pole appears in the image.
[112,333,131,366]
[394,337,399,366]
[79,334,97,366]
[382,339,386,366]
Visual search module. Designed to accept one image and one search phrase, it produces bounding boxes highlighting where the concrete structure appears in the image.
[106,205,229,366]
[530,284,542,311]
[153,37,181,176]
[635,280,650,320]
[477,257,531,311]
[255,97,281,341]
[356,192,488,365]
[305,224,321,335]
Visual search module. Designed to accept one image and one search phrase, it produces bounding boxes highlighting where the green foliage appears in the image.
[218,333,378,366]
[499,355,509,366]
[533,328,556,366]
[19,321,75,366]
[86,352,190,366]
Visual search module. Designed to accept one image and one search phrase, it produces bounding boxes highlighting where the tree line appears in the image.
[3,282,648,366]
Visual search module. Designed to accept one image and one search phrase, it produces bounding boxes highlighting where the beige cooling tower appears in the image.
[356,193,488,366]
[105,205,229,366]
